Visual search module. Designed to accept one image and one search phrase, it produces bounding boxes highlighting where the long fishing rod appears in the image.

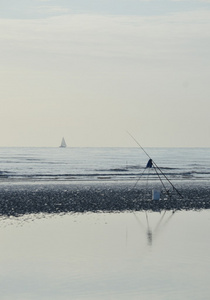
[127,131,184,199]
[152,160,183,198]
[153,165,171,198]
[127,131,151,160]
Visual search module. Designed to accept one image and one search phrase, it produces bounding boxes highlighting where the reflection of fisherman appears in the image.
[147,229,153,246]
[146,158,153,168]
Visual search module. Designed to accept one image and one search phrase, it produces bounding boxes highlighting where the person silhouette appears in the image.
[146,158,153,168]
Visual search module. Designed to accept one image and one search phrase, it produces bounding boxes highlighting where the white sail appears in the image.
[60,137,67,148]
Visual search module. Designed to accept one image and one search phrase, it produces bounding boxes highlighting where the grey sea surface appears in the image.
[0,147,209,182]
[0,147,210,299]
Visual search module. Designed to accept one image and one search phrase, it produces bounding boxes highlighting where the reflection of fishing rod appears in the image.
[127,131,184,199]
[145,211,153,245]
[136,210,176,246]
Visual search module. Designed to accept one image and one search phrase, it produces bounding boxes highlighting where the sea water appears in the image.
[0,147,210,181]
[0,147,210,299]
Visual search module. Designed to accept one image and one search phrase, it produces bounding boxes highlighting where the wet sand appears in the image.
[0,180,209,216]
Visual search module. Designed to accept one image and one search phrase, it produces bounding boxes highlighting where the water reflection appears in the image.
[0,209,210,299]
[133,210,177,246]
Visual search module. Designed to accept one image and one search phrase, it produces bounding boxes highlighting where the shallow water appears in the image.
[0,210,210,300]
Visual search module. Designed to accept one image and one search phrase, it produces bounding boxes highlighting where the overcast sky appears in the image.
[1,0,210,147]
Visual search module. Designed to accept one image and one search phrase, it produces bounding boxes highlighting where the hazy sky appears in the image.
[1,0,210,147]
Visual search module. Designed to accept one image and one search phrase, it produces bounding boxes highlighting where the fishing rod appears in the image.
[152,160,183,198]
[127,132,151,160]
[133,167,147,189]
[127,131,184,199]
[153,164,171,198]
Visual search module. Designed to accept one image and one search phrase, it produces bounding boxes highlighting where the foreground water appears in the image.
[0,210,210,300]
[0,147,210,299]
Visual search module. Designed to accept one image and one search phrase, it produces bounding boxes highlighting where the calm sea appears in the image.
[0,147,210,300]
[0,147,210,182]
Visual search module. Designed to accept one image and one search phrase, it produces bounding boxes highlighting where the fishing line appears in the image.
[152,161,183,198]
[145,167,151,199]
[153,165,170,198]
[132,167,147,189]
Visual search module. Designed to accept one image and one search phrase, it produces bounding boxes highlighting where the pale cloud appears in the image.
[1,0,210,20]
[35,5,71,15]
[172,0,210,1]
[1,11,210,59]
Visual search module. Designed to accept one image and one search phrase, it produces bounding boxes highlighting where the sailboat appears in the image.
[60,137,67,148]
